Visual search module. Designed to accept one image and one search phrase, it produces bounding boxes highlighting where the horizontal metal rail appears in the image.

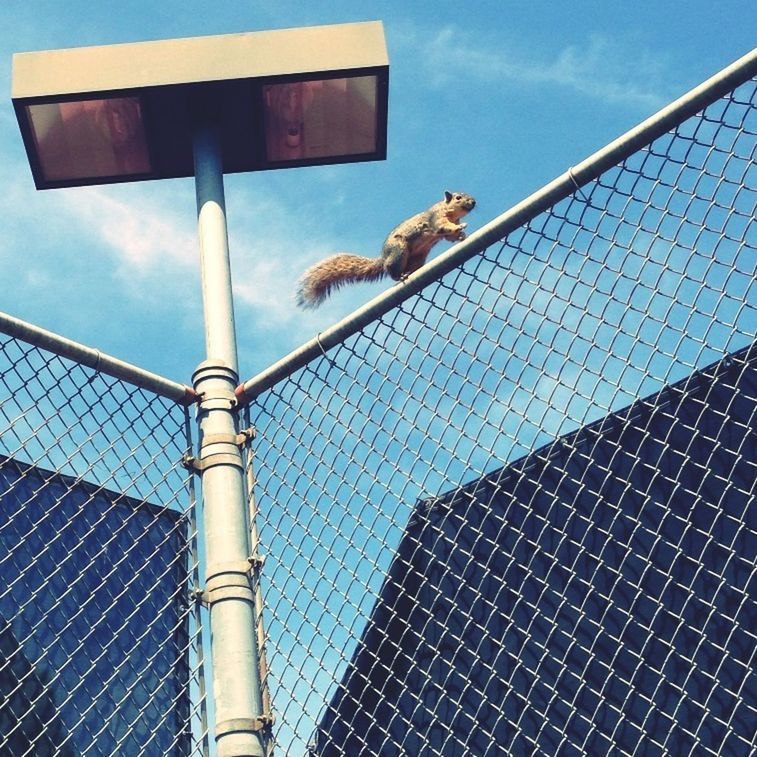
[235,46,757,405]
[0,311,196,405]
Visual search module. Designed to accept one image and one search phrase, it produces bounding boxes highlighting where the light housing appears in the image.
[12,21,389,189]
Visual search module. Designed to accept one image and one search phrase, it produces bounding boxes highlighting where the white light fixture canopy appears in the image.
[12,21,389,189]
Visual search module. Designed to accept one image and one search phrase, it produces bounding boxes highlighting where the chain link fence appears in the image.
[246,66,756,753]
[0,330,208,755]
[0,55,754,757]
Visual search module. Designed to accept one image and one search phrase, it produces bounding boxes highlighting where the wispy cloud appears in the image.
[0,139,353,378]
[416,28,674,110]
[7,172,339,331]
[223,188,339,328]
[60,186,197,273]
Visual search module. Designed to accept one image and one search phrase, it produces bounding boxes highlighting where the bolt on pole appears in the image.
[192,122,267,757]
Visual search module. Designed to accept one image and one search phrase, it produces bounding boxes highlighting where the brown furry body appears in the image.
[296,191,476,308]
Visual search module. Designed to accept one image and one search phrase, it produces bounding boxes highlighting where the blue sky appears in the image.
[0,1,754,387]
[1,4,754,753]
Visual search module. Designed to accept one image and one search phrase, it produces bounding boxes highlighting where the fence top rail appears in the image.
[235,46,757,406]
[0,310,197,406]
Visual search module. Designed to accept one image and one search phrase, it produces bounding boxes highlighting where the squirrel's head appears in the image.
[444,191,476,216]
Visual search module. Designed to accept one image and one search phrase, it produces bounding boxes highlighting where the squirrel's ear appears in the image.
[444,190,453,202]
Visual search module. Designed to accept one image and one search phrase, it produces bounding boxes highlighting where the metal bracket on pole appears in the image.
[182,452,243,473]
[216,715,275,737]
[192,555,266,607]
[202,428,256,447]
[194,387,238,410]
[181,427,256,474]
[248,553,265,572]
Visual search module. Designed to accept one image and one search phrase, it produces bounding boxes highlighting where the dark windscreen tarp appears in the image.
[0,455,190,756]
[314,344,756,755]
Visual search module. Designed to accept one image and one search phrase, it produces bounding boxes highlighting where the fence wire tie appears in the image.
[568,165,590,203]
[84,349,102,385]
[247,553,266,572]
[316,331,337,367]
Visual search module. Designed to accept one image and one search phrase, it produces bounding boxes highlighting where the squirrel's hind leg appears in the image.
[382,240,410,281]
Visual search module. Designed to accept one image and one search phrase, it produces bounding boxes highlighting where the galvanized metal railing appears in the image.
[0,323,208,756]
[1,48,755,757]
[242,50,756,755]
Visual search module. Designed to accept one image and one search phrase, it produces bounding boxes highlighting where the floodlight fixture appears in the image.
[10,21,389,757]
[12,21,389,189]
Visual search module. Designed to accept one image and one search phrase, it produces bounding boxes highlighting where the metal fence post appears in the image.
[192,123,267,757]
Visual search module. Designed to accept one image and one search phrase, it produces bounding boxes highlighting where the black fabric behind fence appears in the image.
[0,456,190,756]
[315,344,756,755]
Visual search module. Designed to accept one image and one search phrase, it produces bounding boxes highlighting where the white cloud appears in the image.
[60,186,197,273]
[417,28,673,110]
[224,187,346,329]
[48,180,344,334]
[0,139,357,378]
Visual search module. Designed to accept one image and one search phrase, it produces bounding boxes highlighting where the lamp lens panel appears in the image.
[263,75,378,163]
[26,96,151,182]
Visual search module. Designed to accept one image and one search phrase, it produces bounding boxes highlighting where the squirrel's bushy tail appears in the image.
[296,254,386,308]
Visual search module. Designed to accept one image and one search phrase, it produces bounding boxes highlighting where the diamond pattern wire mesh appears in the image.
[0,336,208,755]
[248,78,756,753]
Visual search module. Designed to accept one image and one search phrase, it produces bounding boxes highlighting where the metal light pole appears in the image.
[11,22,389,757]
[192,123,267,757]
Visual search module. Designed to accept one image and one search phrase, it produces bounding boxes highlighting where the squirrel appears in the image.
[296,191,476,308]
